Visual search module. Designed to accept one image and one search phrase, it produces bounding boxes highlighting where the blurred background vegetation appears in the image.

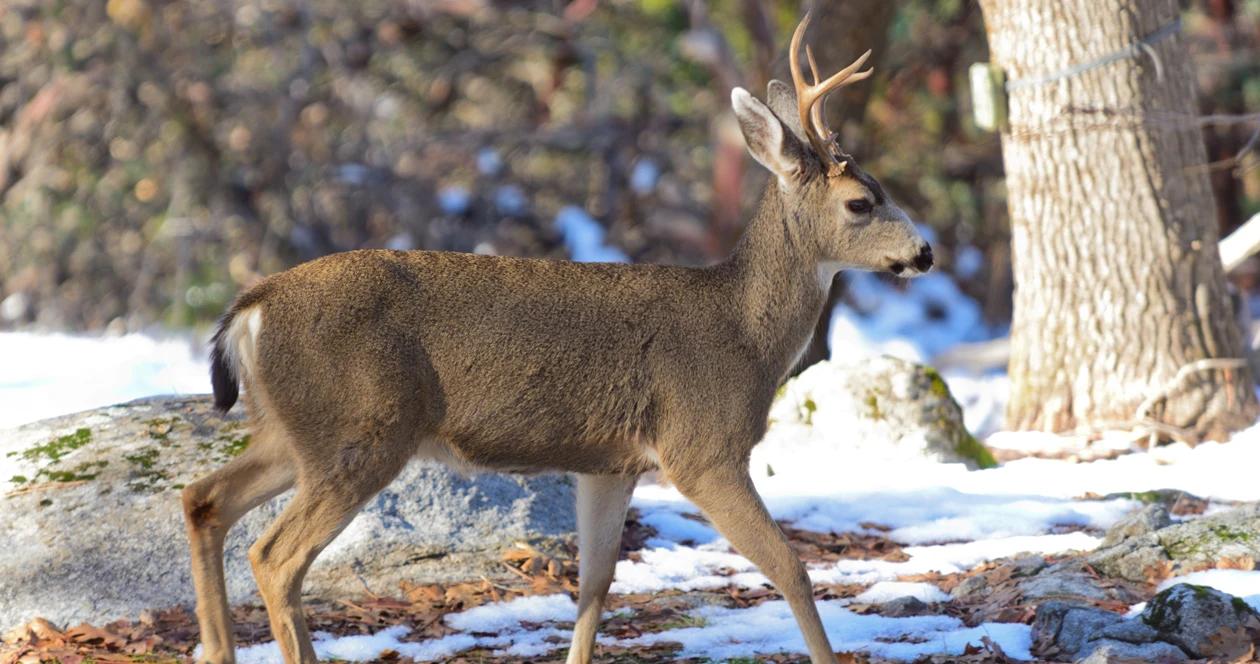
[0,0,1257,333]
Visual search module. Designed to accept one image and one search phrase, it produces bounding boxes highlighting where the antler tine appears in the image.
[805,45,826,142]
[789,12,875,176]
[789,13,832,170]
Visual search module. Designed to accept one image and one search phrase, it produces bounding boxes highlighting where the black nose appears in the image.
[913,244,933,272]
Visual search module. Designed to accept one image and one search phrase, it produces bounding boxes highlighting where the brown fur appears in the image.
[182,78,930,664]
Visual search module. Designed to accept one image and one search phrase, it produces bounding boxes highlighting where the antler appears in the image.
[788,12,873,177]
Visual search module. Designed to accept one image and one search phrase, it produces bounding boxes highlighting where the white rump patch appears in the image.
[224,306,263,381]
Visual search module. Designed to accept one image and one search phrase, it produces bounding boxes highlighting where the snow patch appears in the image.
[616,600,1031,661]
[555,206,629,264]
[855,581,950,604]
[0,332,208,430]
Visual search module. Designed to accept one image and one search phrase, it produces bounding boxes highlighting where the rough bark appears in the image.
[978,0,1257,440]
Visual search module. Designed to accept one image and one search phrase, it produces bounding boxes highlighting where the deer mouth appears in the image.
[887,244,934,277]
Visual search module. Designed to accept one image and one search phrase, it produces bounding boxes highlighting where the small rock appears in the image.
[1009,554,1048,578]
[1140,583,1260,660]
[1097,618,1159,643]
[1101,504,1172,548]
[1031,601,1124,659]
[1075,639,1188,663]
[881,596,929,617]
[952,573,989,599]
[1007,560,1145,620]
[1020,561,1118,602]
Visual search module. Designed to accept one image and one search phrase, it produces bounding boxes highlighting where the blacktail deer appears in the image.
[182,13,933,664]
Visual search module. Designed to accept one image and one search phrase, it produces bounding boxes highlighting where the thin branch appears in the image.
[1220,212,1260,272]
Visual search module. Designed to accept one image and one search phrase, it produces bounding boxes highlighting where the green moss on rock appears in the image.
[7,427,92,463]
[923,366,951,399]
[864,391,884,420]
[956,431,998,469]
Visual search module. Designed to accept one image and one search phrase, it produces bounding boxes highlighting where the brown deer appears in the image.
[182,14,932,664]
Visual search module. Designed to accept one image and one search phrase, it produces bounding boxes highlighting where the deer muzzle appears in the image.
[889,243,933,276]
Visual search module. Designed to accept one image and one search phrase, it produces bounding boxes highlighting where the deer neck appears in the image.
[724,183,835,376]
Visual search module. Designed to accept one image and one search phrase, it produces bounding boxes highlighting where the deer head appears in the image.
[730,13,933,277]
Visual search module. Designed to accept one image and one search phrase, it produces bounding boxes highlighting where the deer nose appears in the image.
[913,243,933,272]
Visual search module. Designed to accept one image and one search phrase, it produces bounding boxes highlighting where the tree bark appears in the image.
[978,0,1257,440]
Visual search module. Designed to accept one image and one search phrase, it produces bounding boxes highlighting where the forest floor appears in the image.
[6,428,1260,663]
[0,517,1055,664]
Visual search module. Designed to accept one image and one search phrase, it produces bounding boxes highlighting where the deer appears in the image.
[181,13,932,664]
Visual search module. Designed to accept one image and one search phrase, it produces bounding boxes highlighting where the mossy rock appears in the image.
[0,395,576,631]
[1140,583,1260,659]
[1089,504,1260,582]
[764,357,996,471]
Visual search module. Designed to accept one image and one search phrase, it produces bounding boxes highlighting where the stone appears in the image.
[1031,602,1189,662]
[757,357,996,476]
[1097,618,1160,643]
[1008,554,1049,578]
[0,396,576,630]
[1020,561,1120,602]
[951,573,990,599]
[1031,601,1125,660]
[1089,505,1260,582]
[1074,639,1188,663]
[1139,583,1260,660]
[880,595,930,617]
[1100,504,1172,548]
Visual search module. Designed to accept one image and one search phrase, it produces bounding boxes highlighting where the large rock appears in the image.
[1140,584,1260,660]
[1031,601,1189,662]
[1029,584,1260,662]
[1030,601,1125,659]
[1089,505,1260,582]
[757,356,996,475]
[0,396,575,630]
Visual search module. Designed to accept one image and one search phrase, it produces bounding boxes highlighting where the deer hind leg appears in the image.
[247,439,410,664]
[668,461,836,664]
[182,426,296,664]
[565,473,637,664]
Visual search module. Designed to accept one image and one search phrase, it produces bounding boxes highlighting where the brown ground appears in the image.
[0,517,1087,664]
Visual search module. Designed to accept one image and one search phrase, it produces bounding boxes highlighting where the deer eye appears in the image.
[846,199,873,214]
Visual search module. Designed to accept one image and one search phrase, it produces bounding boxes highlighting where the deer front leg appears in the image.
[565,473,637,664]
[669,462,835,664]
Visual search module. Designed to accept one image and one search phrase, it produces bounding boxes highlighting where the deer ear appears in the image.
[766,79,808,144]
[731,87,803,185]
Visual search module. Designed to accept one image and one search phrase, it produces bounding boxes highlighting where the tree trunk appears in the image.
[977,0,1257,441]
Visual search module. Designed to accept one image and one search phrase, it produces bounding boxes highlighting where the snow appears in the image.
[829,271,989,362]
[217,599,1031,663]
[217,627,480,664]
[554,205,630,263]
[854,581,950,604]
[954,244,985,280]
[437,186,471,215]
[444,594,576,633]
[0,331,208,430]
[630,158,660,194]
[476,148,503,176]
[493,184,527,216]
[616,600,1032,661]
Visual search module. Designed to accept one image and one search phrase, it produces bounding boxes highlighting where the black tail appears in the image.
[209,312,239,412]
